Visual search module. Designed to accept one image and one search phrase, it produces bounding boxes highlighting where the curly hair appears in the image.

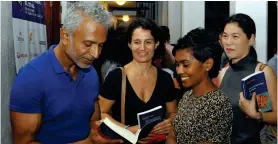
[173,27,223,78]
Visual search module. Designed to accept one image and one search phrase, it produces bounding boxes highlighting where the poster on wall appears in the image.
[12,1,47,73]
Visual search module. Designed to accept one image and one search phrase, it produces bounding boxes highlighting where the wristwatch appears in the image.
[258,111,264,123]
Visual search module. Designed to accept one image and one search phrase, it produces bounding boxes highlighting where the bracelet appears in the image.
[124,125,130,129]
[258,111,264,123]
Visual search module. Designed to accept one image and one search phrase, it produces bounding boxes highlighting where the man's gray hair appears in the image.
[63,2,113,35]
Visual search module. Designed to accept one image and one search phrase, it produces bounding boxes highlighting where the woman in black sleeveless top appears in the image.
[217,13,277,144]
[99,18,177,144]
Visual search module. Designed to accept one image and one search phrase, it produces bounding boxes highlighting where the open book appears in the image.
[242,71,272,112]
[98,106,164,144]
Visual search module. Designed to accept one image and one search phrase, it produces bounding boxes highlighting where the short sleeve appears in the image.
[10,65,43,113]
[161,71,176,102]
[99,68,121,100]
[208,97,233,143]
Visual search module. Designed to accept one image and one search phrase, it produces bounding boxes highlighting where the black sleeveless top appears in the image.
[100,68,176,126]
[220,54,261,144]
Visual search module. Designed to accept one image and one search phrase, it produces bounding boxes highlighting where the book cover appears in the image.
[137,106,163,129]
[241,71,272,112]
[137,105,166,142]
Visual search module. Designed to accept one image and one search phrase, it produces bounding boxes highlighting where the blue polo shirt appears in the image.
[10,45,99,143]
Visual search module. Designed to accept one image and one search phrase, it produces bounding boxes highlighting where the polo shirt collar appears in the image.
[49,45,66,74]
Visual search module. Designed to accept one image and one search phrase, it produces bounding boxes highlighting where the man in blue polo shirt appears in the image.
[10,2,122,144]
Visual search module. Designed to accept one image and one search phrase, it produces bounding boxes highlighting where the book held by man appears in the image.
[241,71,272,112]
[98,106,164,144]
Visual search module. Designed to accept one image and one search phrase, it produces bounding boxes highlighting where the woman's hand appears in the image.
[138,133,166,144]
[152,119,173,135]
[239,92,259,119]
[137,119,172,144]
[137,134,155,144]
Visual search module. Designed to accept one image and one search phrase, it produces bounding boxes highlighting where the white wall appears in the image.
[166,1,205,44]
[230,1,268,63]
[1,1,16,144]
[168,1,182,44]
[181,1,205,36]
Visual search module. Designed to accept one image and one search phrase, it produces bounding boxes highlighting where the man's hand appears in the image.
[90,120,123,144]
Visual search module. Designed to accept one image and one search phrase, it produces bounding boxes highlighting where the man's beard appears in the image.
[66,44,91,69]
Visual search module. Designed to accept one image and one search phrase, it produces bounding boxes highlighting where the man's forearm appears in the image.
[12,137,41,144]
[72,136,93,144]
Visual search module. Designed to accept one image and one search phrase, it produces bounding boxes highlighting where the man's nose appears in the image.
[90,45,101,59]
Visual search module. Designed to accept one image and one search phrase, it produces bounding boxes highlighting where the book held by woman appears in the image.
[242,71,272,112]
[98,106,163,144]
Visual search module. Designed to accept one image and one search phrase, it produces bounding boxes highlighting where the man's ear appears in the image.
[60,28,69,45]
[204,58,214,71]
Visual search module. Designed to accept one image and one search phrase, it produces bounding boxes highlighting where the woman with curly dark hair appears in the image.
[166,27,233,144]
[99,18,177,144]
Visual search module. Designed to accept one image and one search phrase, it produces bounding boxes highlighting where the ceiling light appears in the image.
[122,15,129,22]
[116,1,126,6]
